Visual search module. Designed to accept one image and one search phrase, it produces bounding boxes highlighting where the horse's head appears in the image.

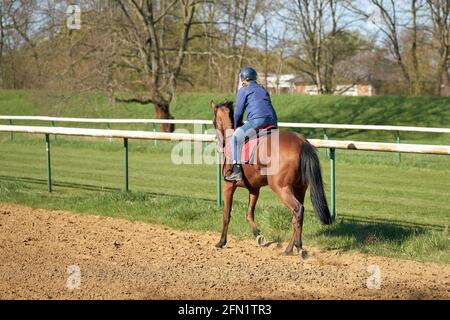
[211,99,234,147]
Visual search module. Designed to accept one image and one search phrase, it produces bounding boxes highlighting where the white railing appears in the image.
[0,116,211,125]
[1,125,449,154]
[1,124,449,217]
[0,125,216,142]
[1,115,450,134]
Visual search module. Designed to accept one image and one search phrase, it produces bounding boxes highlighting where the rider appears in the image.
[224,67,278,182]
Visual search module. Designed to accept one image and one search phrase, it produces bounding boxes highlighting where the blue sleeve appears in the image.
[234,88,246,128]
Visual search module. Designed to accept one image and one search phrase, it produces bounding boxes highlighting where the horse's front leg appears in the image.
[246,188,266,246]
[215,181,237,248]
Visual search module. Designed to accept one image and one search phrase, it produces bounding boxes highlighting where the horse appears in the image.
[211,99,333,258]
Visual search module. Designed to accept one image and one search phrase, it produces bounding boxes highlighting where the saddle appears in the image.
[224,125,277,164]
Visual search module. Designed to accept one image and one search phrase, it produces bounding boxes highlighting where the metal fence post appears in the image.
[124,138,129,192]
[45,134,52,193]
[396,131,401,162]
[9,119,13,140]
[323,128,329,158]
[107,123,112,143]
[216,149,222,208]
[51,121,57,141]
[152,123,157,146]
[330,148,336,221]
[203,124,208,149]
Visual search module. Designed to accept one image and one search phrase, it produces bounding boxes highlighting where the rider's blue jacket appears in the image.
[234,81,278,129]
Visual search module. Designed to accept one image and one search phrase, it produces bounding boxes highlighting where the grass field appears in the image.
[1,89,450,143]
[0,90,449,264]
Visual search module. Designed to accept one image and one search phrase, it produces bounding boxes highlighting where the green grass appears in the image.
[0,137,448,264]
[0,90,449,263]
[1,90,449,144]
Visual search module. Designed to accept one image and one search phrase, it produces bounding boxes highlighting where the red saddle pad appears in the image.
[224,126,276,164]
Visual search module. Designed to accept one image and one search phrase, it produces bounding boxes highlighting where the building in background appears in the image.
[264,74,374,96]
[264,74,297,95]
[292,75,374,96]
[295,83,374,96]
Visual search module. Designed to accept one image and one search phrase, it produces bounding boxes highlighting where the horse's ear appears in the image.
[211,100,217,111]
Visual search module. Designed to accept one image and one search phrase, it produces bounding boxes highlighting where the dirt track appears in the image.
[0,203,448,300]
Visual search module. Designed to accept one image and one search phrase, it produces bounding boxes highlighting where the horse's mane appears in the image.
[224,100,234,129]
[213,100,235,129]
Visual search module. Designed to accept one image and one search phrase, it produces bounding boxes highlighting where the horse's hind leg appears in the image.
[246,188,266,246]
[293,186,307,257]
[215,182,237,249]
[273,186,304,256]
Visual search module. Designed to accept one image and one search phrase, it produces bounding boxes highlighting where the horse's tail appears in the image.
[300,141,333,225]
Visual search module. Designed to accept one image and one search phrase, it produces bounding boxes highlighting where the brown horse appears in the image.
[211,99,332,257]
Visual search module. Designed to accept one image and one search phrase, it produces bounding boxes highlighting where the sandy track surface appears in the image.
[0,203,448,300]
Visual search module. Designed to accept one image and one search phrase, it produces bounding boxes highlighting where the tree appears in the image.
[349,0,428,95]
[112,0,203,132]
[0,0,14,87]
[212,0,262,92]
[283,0,363,94]
[426,0,449,96]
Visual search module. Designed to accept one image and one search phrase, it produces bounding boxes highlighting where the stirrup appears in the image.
[224,165,242,181]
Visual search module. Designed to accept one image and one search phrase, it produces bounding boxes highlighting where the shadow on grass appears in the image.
[338,214,445,231]
[1,175,446,239]
[317,219,426,249]
[0,175,217,204]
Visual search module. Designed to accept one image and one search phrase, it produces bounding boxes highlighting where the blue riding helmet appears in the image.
[239,67,257,81]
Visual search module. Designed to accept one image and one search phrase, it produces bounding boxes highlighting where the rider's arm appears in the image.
[234,88,246,128]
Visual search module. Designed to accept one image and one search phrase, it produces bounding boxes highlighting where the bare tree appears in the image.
[349,0,428,95]
[410,0,422,95]
[0,0,68,89]
[211,0,262,92]
[426,0,449,96]
[0,0,14,87]
[112,0,203,132]
[8,0,45,85]
[283,0,359,94]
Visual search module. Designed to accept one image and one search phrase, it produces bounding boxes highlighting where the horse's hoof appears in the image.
[282,251,293,256]
[299,249,309,259]
[214,242,225,249]
[256,235,267,247]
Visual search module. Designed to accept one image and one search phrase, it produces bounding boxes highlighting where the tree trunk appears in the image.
[411,0,422,96]
[440,60,450,96]
[436,45,449,96]
[0,7,4,89]
[155,103,174,132]
[263,15,269,88]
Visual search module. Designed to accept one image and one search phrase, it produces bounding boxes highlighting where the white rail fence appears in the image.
[1,125,449,154]
[1,124,449,218]
[1,115,450,133]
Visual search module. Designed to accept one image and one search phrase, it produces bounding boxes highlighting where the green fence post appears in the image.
[9,119,13,141]
[216,149,223,208]
[203,124,208,149]
[124,138,129,192]
[52,121,57,141]
[323,128,329,158]
[330,148,336,221]
[45,134,52,193]
[107,123,112,144]
[396,131,401,162]
[152,123,157,146]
